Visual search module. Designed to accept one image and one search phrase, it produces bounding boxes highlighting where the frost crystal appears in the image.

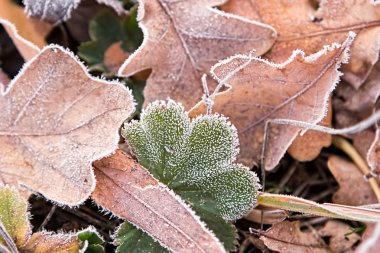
[123,100,260,221]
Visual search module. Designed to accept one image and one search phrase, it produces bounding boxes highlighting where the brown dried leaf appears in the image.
[356,223,380,253]
[92,149,225,253]
[22,232,79,253]
[0,69,10,88]
[192,34,353,169]
[0,0,51,50]
[260,221,327,253]
[288,102,332,161]
[327,156,377,205]
[0,46,135,205]
[118,0,276,109]
[0,19,41,61]
[317,220,361,253]
[104,42,130,74]
[222,0,380,89]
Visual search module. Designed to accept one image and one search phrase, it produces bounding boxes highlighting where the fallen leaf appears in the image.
[24,0,126,23]
[0,19,41,61]
[0,69,10,88]
[318,221,361,253]
[92,149,225,253]
[260,221,327,253]
[104,42,130,73]
[327,156,377,205]
[192,34,353,169]
[0,45,134,205]
[118,0,276,109]
[0,0,51,49]
[0,185,80,252]
[222,0,380,89]
[288,102,332,161]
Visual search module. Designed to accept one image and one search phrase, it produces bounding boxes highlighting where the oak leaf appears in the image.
[327,156,377,205]
[222,0,380,89]
[0,45,135,205]
[118,0,276,109]
[191,34,354,169]
[24,0,126,23]
[92,149,225,253]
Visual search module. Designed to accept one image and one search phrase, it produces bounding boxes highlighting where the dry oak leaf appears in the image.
[222,0,380,89]
[327,156,377,206]
[0,45,135,205]
[118,0,276,109]
[24,0,126,23]
[368,127,380,174]
[0,68,10,88]
[92,149,225,253]
[260,221,327,253]
[287,102,332,161]
[0,0,52,53]
[192,34,354,169]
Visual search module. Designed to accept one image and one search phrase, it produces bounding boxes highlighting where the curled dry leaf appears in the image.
[0,0,51,50]
[0,45,134,205]
[118,0,276,109]
[327,156,377,205]
[288,102,332,161]
[192,34,353,169]
[92,149,225,253]
[0,19,41,61]
[222,0,380,89]
[260,220,360,253]
[24,0,126,23]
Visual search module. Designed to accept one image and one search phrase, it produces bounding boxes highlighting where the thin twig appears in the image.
[0,220,18,253]
[38,205,57,231]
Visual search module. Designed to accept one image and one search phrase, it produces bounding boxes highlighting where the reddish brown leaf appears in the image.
[0,68,10,88]
[104,42,130,74]
[0,46,135,205]
[368,128,380,174]
[118,0,276,109]
[222,0,380,89]
[356,223,380,253]
[288,102,332,161]
[260,221,327,253]
[327,156,377,205]
[192,34,353,169]
[92,149,225,253]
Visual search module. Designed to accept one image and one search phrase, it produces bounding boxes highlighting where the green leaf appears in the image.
[78,7,143,72]
[122,100,260,250]
[114,223,168,253]
[77,227,105,253]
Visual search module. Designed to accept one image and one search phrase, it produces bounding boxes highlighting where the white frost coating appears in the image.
[209,32,355,136]
[0,18,41,53]
[117,0,276,77]
[2,44,135,206]
[23,0,125,23]
[356,223,380,253]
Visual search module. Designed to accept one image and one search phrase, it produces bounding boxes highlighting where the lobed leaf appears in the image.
[123,100,260,248]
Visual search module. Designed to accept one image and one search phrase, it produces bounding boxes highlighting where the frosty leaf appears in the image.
[77,227,105,253]
[118,0,276,109]
[191,34,354,169]
[0,45,135,205]
[123,100,260,248]
[114,223,168,253]
[92,149,226,253]
[222,0,380,89]
[78,9,142,72]
[0,185,80,252]
[0,0,51,51]
[24,0,126,23]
